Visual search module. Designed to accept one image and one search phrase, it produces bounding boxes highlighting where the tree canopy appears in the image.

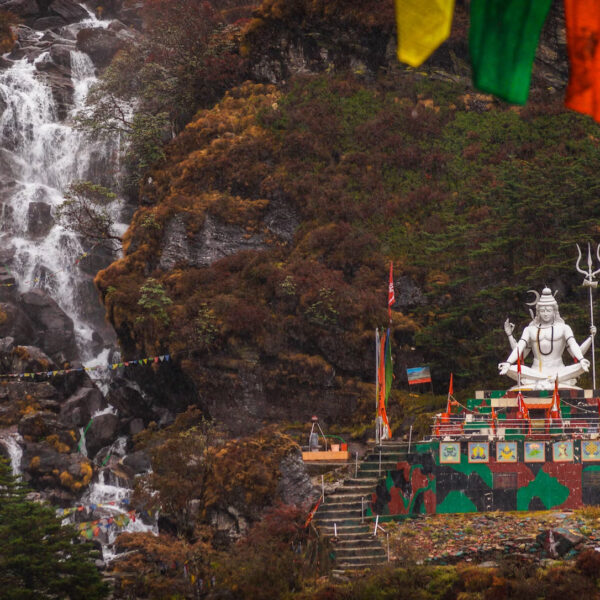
[0,458,109,600]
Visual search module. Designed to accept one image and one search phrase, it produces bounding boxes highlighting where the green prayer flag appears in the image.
[469,0,552,104]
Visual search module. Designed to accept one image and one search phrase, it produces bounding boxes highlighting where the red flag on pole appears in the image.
[550,376,561,421]
[446,373,454,414]
[388,262,395,320]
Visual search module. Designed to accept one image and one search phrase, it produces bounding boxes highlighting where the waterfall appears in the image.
[0,431,23,475]
[0,21,125,361]
[0,13,159,561]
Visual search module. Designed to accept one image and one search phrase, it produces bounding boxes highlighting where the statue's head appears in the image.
[529,287,564,326]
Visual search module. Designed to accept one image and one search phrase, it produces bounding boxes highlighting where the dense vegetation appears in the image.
[96,70,600,430]
[36,0,600,596]
[0,459,109,599]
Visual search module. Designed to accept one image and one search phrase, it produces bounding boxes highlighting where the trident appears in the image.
[576,243,600,388]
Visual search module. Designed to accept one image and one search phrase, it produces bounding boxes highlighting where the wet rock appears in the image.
[85,0,123,19]
[48,43,76,69]
[31,16,67,30]
[8,344,55,376]
[85,412,119,457]
[49,0,89,23]
[20,289,79,363]
[0,302,35,344]
[122,450,150,474]
[76,27,126,69]
[27,201,54,237]
[106,379,148,419]
[34,58,74,120]
[60,387,105,428]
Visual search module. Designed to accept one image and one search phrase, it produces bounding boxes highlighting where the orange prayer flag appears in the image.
[564,0,600,122]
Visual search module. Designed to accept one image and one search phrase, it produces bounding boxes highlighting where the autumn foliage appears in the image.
[96,62,600,436]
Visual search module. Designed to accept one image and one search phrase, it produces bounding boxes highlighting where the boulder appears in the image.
[31,16,67,31]
[122,450,150,474]
[537,528,586,558]
[8,344,56,376]
[85,412,119,457]
[20,289,79,362]
[18,411,59,440]
[0,302,35,344]
[76,27,126,69]
[106,380,147,419]
[48,43,75,69]
[128,417,144,436]
[34,59,74,120]
[60,387,105,428]
[27,201,54,237]
[84,0,123,19]
[49,0,89,23]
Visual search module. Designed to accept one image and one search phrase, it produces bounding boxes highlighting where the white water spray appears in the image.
[0,22,125,361]
[0,431,23,475]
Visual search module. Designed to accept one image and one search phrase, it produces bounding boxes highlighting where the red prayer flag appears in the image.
[446,373,454,414]
[550,376,561,420]
[388,262,395,319]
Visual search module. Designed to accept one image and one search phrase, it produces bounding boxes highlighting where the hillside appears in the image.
[96,3,600,436]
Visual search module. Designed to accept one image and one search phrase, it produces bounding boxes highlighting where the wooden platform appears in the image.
[302,450,349,461]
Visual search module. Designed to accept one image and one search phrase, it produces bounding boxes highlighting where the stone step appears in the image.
[343,477,380,486]
[334,538,385,549]
[319,525,371,535]
[325,492,372,502]
[318,500,363,512]
[355,470,388,479]
[335,546,387,559]
[315,510,363,522]
[315,516,364,527]
[336,555,388,568]
[359,461,399,471]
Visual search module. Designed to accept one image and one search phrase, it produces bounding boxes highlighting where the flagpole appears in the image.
[576,243,600,389]
[375,328,380,412]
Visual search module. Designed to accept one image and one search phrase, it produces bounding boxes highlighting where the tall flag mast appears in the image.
[575,243,600,389]
[388,262,395,323]
[376,263,394,442]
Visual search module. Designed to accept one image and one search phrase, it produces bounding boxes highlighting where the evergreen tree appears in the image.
[0,458,109,600]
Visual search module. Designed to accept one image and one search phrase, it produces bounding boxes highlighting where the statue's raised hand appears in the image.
[591,325,597,337]
[504,318,514,337]
[498,362,510,376]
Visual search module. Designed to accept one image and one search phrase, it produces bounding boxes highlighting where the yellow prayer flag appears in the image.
[395,0,455,67]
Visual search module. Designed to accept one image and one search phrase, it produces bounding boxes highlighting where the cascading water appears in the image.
[0,17,124,361]
[0,430,23,475]
[0,11,157,560]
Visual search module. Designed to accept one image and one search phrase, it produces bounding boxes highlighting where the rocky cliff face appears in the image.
[245,0,568,93]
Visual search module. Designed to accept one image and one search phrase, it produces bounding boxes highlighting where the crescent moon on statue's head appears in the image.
[525,290,540,306]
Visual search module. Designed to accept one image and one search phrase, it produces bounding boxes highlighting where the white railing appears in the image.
[430,414,600,439]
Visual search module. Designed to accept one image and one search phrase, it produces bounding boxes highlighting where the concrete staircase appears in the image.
[313,441,408,571]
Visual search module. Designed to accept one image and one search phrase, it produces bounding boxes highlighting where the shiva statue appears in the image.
[499,287,596,390]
